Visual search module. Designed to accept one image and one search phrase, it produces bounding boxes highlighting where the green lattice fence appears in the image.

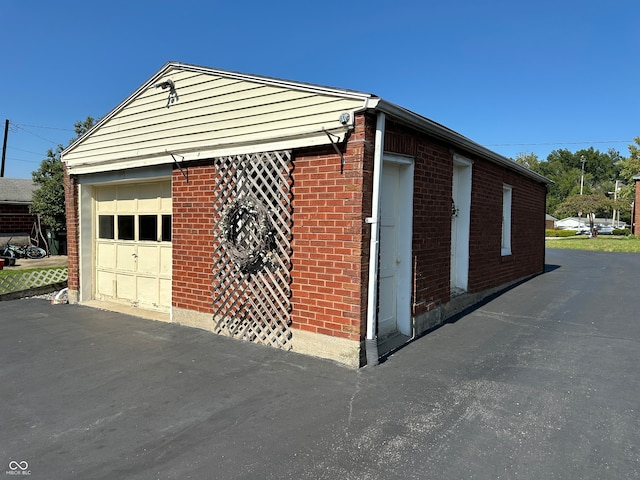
[0,267,68,295]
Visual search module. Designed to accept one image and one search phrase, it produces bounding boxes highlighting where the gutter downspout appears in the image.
[365,112,385,366]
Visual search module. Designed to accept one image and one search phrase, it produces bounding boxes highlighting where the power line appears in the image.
[6,118,636,149]
[6,156,41,164]
[487,140,633,147]
[11,146,45,156]
[12,122,74,132]
[11,124,59,145]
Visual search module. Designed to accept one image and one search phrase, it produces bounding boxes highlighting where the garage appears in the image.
[62,62,549,367]
[93,181,172,312]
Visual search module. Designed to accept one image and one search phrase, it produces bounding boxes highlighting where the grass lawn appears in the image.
[0,266,65,276]
[0,265,68,295]
[545,235,640,253]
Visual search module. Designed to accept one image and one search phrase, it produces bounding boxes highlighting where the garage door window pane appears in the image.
[98,215,114,239]
[139,215,157,241]
[118,215,135,240]
[162,215,171,242]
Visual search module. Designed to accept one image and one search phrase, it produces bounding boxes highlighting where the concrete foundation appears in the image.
[290,328,361,368]
[414,275,536,337]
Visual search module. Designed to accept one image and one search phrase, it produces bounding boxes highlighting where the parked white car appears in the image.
[597,225,614,235]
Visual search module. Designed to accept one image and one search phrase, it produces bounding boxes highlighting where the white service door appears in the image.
[378,163,401,338]
[94,182,172,312]
[451,161,471,292]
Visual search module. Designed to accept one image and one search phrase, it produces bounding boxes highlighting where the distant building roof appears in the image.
[0,178,37,204]
[556,216,626,228]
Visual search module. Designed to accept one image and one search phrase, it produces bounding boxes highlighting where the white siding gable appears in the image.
[63,63,371,174]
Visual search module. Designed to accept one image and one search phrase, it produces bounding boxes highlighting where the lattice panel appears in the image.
[212,151,293,350]
[0,267,68,295]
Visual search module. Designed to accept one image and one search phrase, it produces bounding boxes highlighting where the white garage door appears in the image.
[94,182,172,312]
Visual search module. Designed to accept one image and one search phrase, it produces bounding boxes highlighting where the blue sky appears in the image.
[1,0,638,179]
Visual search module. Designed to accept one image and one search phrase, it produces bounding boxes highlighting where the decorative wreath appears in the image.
[219,196,277,274]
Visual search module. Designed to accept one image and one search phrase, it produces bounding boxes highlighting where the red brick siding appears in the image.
[413,140,455,312]
[169,121,374,342]
[63,112,544,347]
[64,166,79,291]
[385,122,453,315]
[0,204,35,234]
[634,179,640,235]
[384,120,546,316]
[290,113,374,341]
[171,164,216,313]
[468,161,546,291]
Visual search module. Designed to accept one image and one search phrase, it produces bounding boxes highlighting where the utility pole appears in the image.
[579,155,586,195]
[1,119,8,177]
[612,180,621,228]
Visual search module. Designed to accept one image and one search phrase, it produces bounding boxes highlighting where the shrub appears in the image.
[546,229,577,237]
[613,228,632,236]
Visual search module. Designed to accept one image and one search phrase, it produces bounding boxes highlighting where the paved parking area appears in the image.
[1,249,639,479]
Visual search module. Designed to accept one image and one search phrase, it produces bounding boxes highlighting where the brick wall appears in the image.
[384,120,546,317]
[468,161,546,291]
[171,163,216,313]
[62,112,544,350]
[289,113,375,341]
[169,119,375,343]
[635,179,640,235]
[385,121,453,316]
[0,204,35,234]
[169,114,377,343]
[64,167,79,291]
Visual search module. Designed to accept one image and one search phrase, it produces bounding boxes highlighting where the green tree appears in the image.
[554,193,616,233]
[618,137,640,200]
[514,152,541,171]
[554,193,615,218]
[537,147,622,214]
[31,116,95,231]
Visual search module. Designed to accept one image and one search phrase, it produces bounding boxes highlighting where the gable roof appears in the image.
[0,178,37,204]
[62,61,549,184]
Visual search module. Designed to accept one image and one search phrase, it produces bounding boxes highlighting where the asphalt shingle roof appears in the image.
[0,178,37,204]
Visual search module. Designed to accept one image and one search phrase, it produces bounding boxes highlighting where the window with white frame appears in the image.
[502,184,512,256]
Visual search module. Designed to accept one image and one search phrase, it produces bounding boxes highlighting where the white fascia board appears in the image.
[370,98,551,185]
[64,128,349,176]
[0,201,32,206]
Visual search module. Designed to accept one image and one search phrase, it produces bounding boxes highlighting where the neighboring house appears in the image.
[546,214,557,230]
[556,216,626,232]
[61,62,549,367]
[0,178,37,242]
[555,217,584,230]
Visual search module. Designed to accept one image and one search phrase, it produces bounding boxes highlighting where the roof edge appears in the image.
[166,62,375,100]
[62,61,551,186]
[371,99,551,185]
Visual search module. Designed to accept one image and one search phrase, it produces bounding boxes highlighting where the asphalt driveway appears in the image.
[1,248,639,479]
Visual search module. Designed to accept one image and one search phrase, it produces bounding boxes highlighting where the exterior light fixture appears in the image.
[155,79,178,108]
